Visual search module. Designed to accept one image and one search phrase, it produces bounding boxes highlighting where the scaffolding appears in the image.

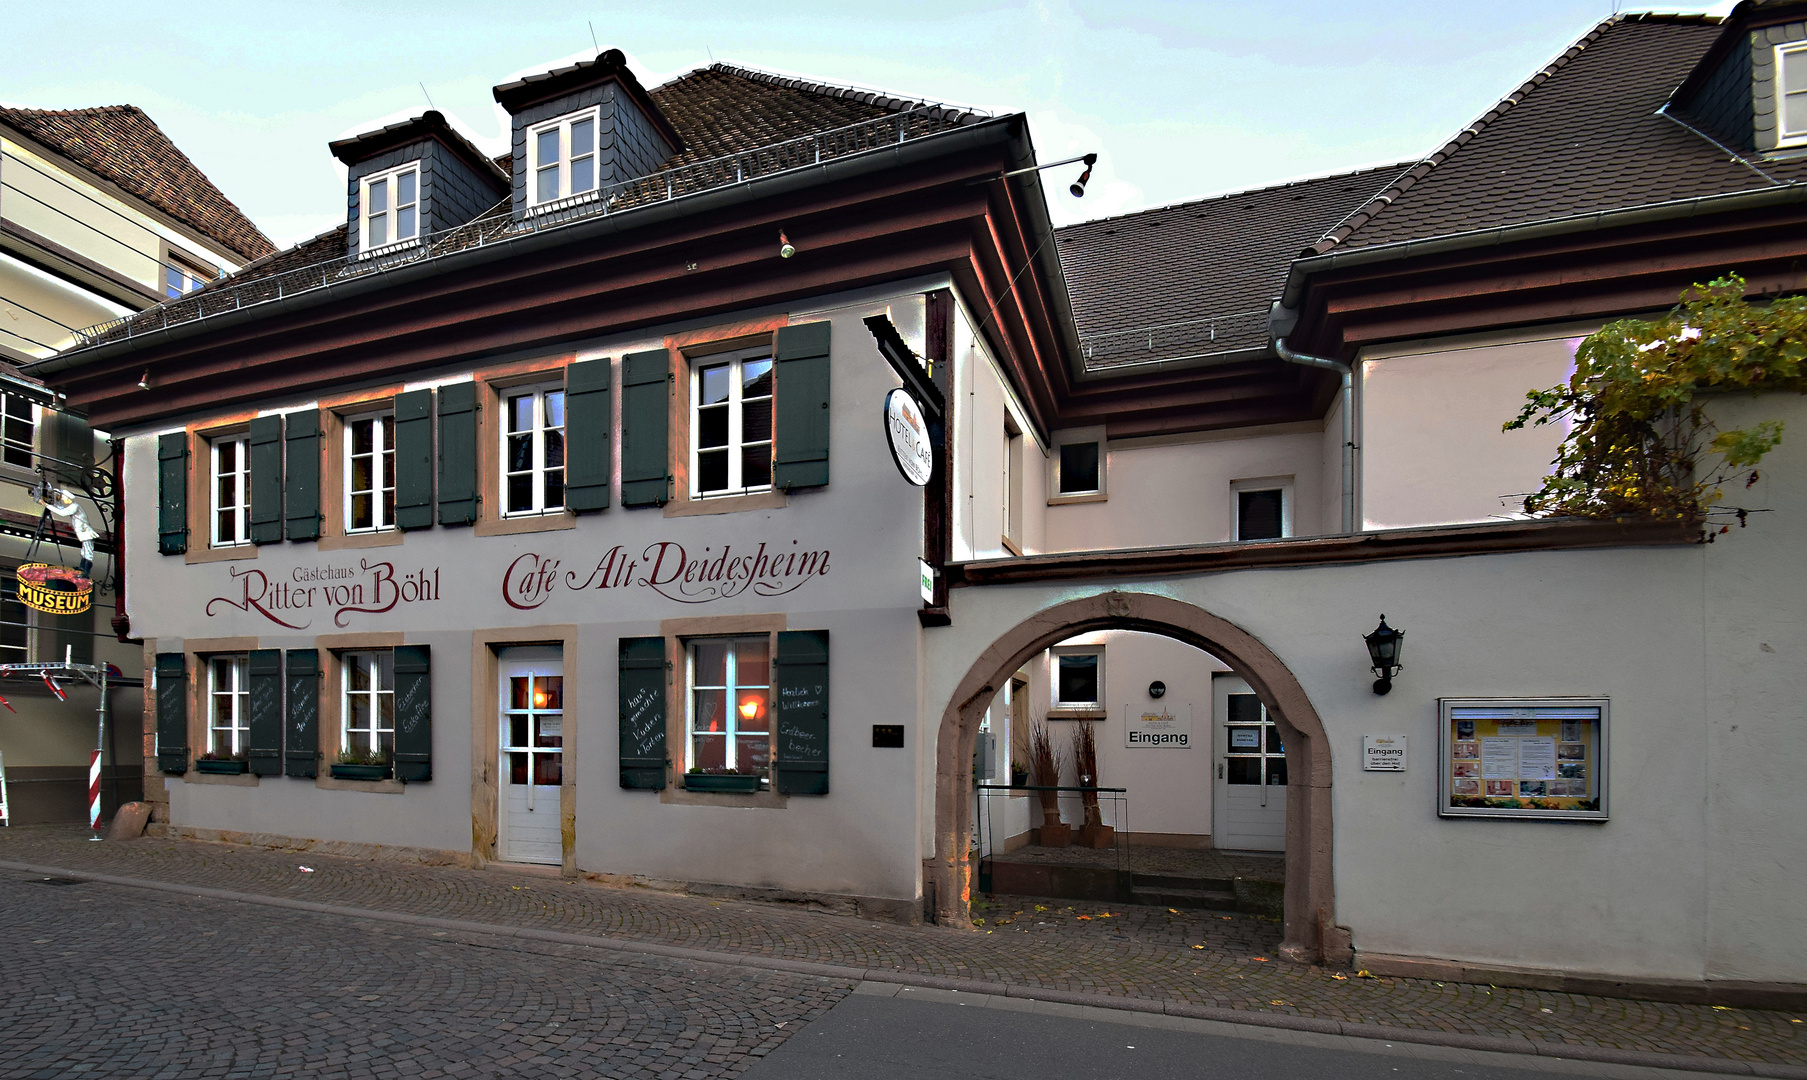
[0,647,114,833]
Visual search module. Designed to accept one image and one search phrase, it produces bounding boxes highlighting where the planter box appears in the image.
[1077,824,1115,849]
[684,773,762,794]
[1033,824,1073,848]
[195,759,248,775]
[330,763,391,781]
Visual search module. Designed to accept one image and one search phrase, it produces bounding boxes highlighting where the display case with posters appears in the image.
[1438,698,1608,821]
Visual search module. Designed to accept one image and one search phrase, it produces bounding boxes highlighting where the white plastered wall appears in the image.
[950,299,1047,560]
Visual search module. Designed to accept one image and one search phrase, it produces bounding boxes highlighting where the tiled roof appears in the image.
[1318,14,1807,255]
[0,105,275,262]
[1055,164,1412,366]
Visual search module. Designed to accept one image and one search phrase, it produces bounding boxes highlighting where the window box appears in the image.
[330,762,391,782]
[683,772,763,794]
[195,757,248,775]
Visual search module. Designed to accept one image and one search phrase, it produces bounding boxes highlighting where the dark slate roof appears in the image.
[1318,14,1807,254]
[1055,163,1412,367]
[0,105,275,262]
[328,110,511,191]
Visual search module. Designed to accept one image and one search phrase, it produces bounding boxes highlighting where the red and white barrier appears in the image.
[88,750,101,832]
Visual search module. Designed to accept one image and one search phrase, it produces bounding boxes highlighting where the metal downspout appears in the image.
[1274,338,1355,534]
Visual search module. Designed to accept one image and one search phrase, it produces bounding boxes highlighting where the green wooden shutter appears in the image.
[393,389,434,530]
[564,358,612,512]
[437,383,479,525]
[774,629,830,795]
[47,605,92,667]
[773,321,831,490]
[618,636,667,789]
[40,410,94,488]
[247,648,282,776]
[157,432,188,554]
[155,652,189,774]
[247,415,283,544]
[284,649,319,779]
[393,644,431,782]
[620,350,670,507]
[284,410,321,541]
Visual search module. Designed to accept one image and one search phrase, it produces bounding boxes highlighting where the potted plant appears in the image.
[331,746,391,781]
[684,766,764,793]
[1027,719,1070,847]
[1071,720,1113,848]
[1010,758,1029,788]
[195,750,247,775]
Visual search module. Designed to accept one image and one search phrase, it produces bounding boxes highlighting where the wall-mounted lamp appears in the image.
[1148,680,1166,699]
[137,370,150,391]
[778,230,795,259]
[1363,615,1405,696]
[1069,153,1098,198]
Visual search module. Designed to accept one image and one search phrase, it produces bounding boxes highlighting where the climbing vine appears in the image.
[1507,275,1807,532]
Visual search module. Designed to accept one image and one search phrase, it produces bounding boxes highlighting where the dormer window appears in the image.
[361,164,419,253]
[1780,43,1807,147]
[528,110,599,207]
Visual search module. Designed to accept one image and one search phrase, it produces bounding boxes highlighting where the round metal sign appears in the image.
[883,388,934,486]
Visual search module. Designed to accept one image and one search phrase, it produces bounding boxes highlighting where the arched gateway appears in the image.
[928,591,1349,964]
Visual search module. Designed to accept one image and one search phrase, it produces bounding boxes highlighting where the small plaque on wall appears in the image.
[1362,734,1407,771]
[872,724,905,748]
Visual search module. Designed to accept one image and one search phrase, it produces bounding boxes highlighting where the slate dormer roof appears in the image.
[493,48,687,154]
[1054,164,1411,367]
[1311,13,1807,257]
[0,104,275,262]
[327,109,510,190]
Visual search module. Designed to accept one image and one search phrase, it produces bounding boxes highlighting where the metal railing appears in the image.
[1078,309,1270,370]
[975,783,1131,898]
[69,104,981,351]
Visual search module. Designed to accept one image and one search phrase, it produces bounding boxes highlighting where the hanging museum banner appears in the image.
[16,563,91,615]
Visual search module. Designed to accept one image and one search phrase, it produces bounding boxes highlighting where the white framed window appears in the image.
[1051,645,1105,712]
[502,385,566,516]
[1780,43,1807,147]
[528,108,600,207]
[1002,417,1022,547]
[164,255,209,298]
[1232,477,1293,542]
[345,412,396,532]
[687,636,771,776]
[691,349,773,497]
[1054,439,1103,497]
[360,164,420,254]
[0,572,32,665]
[211,434,250,547]
[0,393,35,470]
[208,654,249,757]
[341,650,396,759]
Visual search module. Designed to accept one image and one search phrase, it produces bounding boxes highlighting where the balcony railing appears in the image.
[69,104,982,351]
[1078,309,1271,370]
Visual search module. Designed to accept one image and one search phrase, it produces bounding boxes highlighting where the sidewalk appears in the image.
[1,824,1799,1076]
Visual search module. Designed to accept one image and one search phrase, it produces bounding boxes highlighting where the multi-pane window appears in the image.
[692,351,773,496]
[1781,44,1807,145]
[0,393,34,469]
[503,670,563,787]
[362,165,419,252]
[345,413,396,532]
[1052,645,1104,710]
[212,435,250,546]
[502,386,565,515]
[342,650,395,759]
[689,637,771,775]
[164,257,208,298]
[529,110,599,206]
[208,654,250,757]
[0,574,30,665]
[1225,693,1287,787]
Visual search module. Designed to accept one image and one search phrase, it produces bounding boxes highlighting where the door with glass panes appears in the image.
[1211,674,1286,851]
[498,647,563,865]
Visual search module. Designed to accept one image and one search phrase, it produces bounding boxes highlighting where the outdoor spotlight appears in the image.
[137,370,150,390]
[1363,615,1405,696]
[1069,153,1098,198]
[779,230,795,259]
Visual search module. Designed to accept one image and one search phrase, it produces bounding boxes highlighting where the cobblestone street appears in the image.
[0,826,1801,1078]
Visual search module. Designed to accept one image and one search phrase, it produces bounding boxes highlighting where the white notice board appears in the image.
[1362,734,1407,771]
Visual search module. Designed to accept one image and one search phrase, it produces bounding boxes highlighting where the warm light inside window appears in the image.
[533,687,549,708]
[738,697,761,721]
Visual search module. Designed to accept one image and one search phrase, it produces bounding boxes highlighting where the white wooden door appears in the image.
[1212,674,1286,852]
[498,648,563,865]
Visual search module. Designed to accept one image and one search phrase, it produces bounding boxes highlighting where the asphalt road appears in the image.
[743,983,1740,1080]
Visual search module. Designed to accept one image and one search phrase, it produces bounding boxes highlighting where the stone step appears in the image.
[1131,872,1234,892]
[1131,886,1238,911]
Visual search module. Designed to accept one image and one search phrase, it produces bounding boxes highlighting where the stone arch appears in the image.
[928,590,1347,964]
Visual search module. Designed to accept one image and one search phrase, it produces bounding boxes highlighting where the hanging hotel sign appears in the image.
[883,388,935,486]
[1125,703,1192,748]
[16,563,91,615]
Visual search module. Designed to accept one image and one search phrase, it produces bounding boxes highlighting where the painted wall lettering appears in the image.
[205,560,442,629]
[504,539,831,609]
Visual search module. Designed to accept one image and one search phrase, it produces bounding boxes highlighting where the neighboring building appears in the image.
[28,6,1807,1005]
[0,105,272,823]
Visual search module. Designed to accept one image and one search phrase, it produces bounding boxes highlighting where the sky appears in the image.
[3,0,1737,251]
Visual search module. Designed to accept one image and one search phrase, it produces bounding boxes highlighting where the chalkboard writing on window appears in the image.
[155,652,188,774]
[247,649,283,777]
[393,645,431,782]
[774,630,829,795]
[618,636,667,789]
[284,649,319,778]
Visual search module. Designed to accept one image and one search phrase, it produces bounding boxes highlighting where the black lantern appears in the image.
[1363,615,1404,695]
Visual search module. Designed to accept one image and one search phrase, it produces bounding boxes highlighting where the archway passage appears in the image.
[929,591,1349,965]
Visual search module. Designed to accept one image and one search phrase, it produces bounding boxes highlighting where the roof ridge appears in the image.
[700,62,988,124]
[1305,13,1704,257]
[1055,160,1418,234]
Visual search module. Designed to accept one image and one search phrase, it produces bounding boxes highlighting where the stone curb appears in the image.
[4,859,1800,1080]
